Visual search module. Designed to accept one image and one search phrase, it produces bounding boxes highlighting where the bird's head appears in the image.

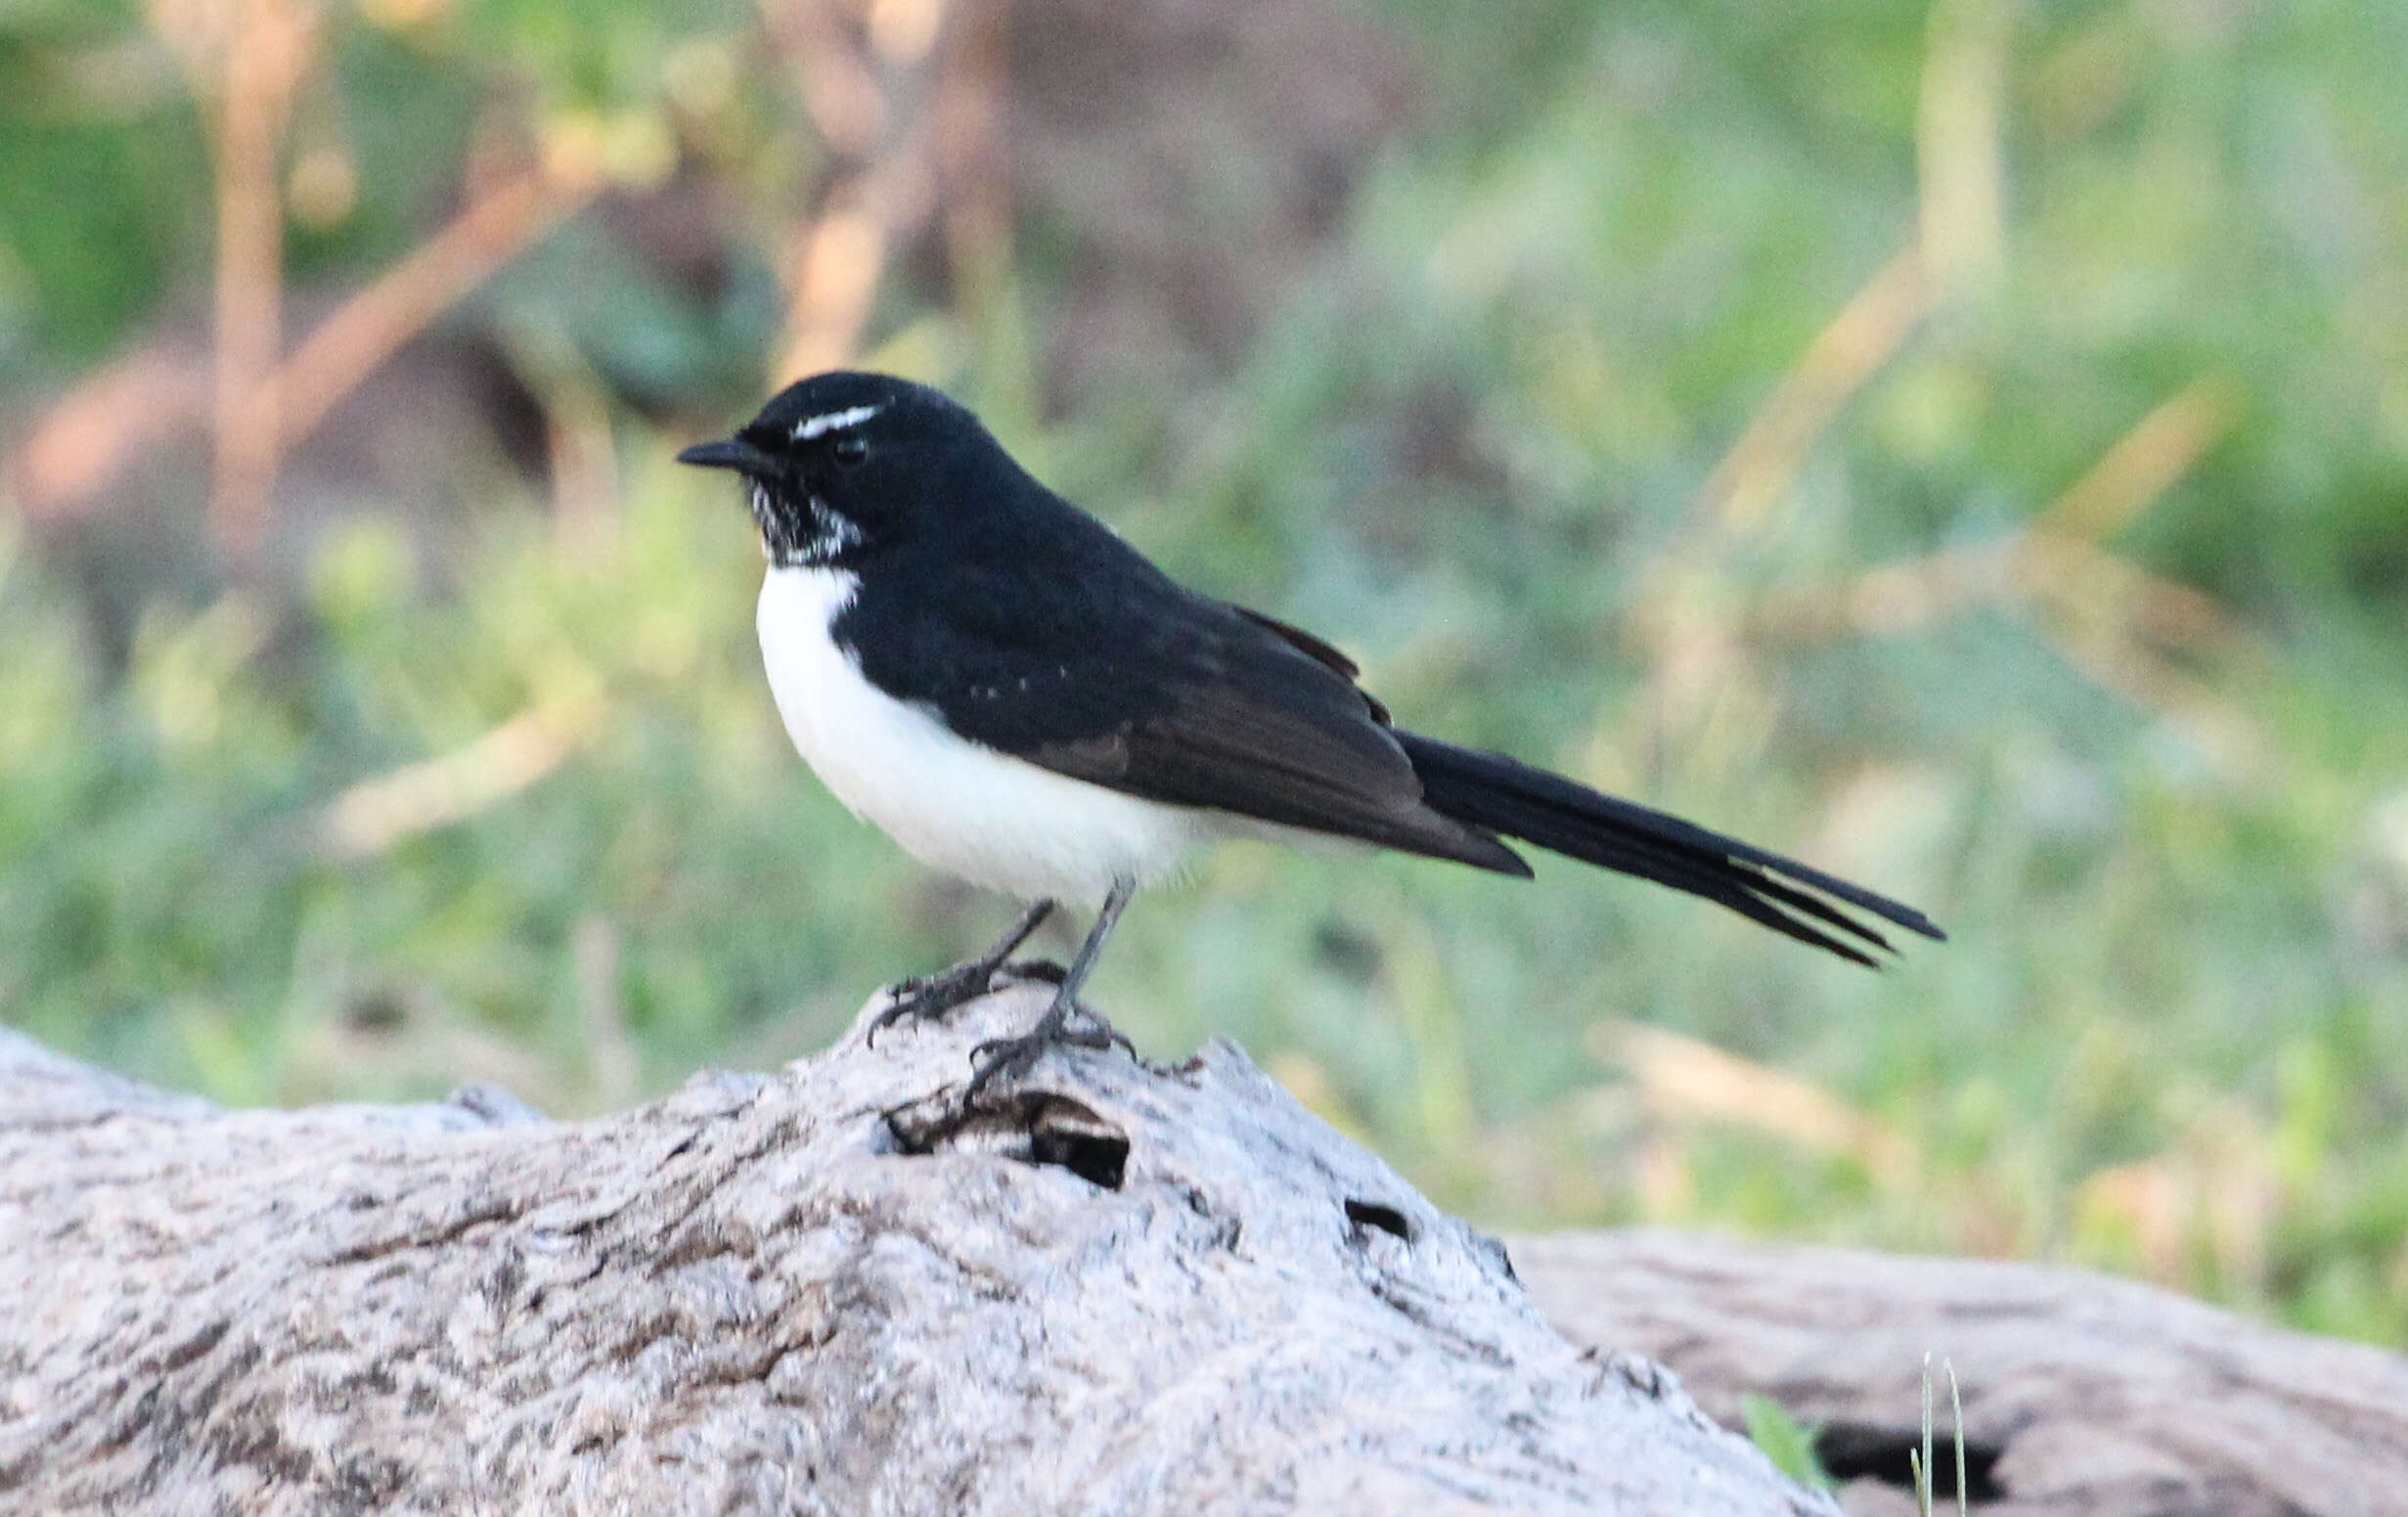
[677,371,987,568]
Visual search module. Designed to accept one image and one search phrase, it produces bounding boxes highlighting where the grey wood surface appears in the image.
[0,985,1827,1516]
[1514,1230,2408,1516]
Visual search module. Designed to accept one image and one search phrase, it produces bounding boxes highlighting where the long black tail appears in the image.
[1398,732,1944,967]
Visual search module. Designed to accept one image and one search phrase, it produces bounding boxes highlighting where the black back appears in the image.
[703,373,1530,873]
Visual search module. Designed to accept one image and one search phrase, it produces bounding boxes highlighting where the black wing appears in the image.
[841,529,1940,966]
[838,557,1528,875]
[1215,607,1944,963]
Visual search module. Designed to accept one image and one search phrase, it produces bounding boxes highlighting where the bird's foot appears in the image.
[956,996,1134,1109]
[881,974,1152,1149]
[869,956,1067,1046]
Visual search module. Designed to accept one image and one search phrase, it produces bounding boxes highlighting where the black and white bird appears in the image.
[680,372,1941,1091]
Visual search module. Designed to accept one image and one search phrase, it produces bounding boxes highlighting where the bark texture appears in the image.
[1514,1231,2408,1517]
[0,986,1826,1516]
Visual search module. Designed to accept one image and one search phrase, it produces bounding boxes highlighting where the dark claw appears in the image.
[868,959,999,1047]
[870,955,1078,1049]
[959,1036,1043,1102]
[957,1006,1122,1108]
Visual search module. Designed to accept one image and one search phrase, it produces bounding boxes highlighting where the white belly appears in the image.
[756,565,1207,907]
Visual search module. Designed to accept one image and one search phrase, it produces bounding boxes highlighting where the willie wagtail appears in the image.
[680,372,1942,1093]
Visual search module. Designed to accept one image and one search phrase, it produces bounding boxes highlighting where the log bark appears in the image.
[1512,1232,2408,1516]
[15,988,2403,1516]
[0,986,1828,1516]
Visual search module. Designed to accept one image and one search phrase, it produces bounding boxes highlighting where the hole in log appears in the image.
[884,1093,1128,1190]
[1814,1422,2005,1501]
[1019,1097,1127,1189]
[1345,1199,1412,1242]
[1027,1124,1127,1189]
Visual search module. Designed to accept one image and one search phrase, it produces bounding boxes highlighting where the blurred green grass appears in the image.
[4,0,2407,1347]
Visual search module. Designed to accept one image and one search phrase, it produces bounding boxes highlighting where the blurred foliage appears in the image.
[3,0,2407,1352]
[1741,1393,1834,1495]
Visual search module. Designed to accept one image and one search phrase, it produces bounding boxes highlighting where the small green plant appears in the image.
[1741,1393,1835,1493]
[1907,1354,1969,1517]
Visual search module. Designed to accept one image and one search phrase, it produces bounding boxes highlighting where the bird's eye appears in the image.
[831,435,870,468]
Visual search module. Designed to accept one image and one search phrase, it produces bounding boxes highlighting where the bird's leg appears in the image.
[870,899,1055,1045]
[959,878,1135,1104]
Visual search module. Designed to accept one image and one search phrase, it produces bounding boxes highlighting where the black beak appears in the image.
[676,437,780,474]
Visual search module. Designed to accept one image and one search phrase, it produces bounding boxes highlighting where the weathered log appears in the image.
[0,986,1828,1516]
[1513,1232,2408,1516]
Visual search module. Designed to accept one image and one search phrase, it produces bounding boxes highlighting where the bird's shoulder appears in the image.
[843,538,1376,736]
[836,480,1392,740]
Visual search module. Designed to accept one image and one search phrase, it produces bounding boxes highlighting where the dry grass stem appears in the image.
[1756,530,2247,663]
[524,354,624,548]
[779,191,894,380]
[1696,242,1933,538]
[2032,374,2244,543]
[930,0,1012,318]
[6,355,209,519]
[1917,0,2010,299]
[574,915,641,1109]
[175,0,321,563]
[1592,1019,1920,1188]
[1620,239,1932,762]
[2034,592,2271,781]
[269,164,604,457]
[320,694,603,860]
[1754,536,2268,780]
[762,0,890,154]
[2074,1101,2277,1291]
[3,163,594,533]
[760,0,974,382]
[1740,373,2264,773]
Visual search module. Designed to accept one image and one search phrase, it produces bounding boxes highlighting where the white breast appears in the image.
[755,565,1207,907]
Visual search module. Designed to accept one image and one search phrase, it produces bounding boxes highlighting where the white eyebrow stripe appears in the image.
[793,404,882,440]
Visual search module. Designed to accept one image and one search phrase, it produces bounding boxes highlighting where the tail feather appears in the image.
[1397,732,1944,966]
